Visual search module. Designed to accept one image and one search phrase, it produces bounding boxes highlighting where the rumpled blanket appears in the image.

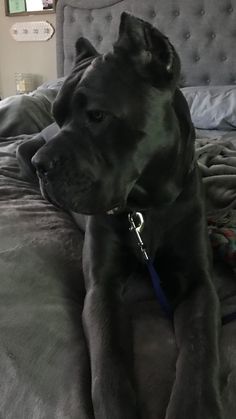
[196,136,236,270]
[196,136,236,214]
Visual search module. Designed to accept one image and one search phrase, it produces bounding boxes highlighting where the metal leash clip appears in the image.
[128,212,149,261]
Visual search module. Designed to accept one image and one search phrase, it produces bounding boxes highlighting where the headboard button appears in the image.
[173,10,180,17]
[150,10,156,18]
[185,32,191,39]
[87,14,94,23]
[200,9,205,16]
[211,32,216,39]
[97,35,103,43]
[106,14,112,21]
[194,55,200,62]
[221,55,227,61]
[228,7,233,13]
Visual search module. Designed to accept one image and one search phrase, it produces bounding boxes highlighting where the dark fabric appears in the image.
[0,89,58,138]
[209,222,236,272]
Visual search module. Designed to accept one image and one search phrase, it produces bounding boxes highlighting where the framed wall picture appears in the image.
[8,0,26,14]
[5,0,57,16]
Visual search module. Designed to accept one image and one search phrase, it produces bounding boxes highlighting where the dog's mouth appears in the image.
[38,172,150,215]
[106,185,150,215]
[39,178,63,209]
[39,178,123,215]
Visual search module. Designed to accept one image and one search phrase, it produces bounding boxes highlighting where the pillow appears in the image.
[181,85,236,130]
[0,78,64,137]
[37,77,65,91]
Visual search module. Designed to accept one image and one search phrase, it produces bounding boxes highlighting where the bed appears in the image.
[0,0,235,418]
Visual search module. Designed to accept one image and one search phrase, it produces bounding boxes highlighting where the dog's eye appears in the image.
[87,110,106,123]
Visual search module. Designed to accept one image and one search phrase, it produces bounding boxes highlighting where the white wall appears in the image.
[0,2,57,98]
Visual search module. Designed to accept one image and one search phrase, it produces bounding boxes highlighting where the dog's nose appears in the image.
[31,153,60,177]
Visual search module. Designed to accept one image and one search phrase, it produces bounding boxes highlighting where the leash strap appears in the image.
[128,212,173,319]
[145,259,173,319]
[222,312,236,325]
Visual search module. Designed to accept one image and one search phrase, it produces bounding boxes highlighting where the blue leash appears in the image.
[146,259,173,319]
[128,212,236,325]
[128,212,173,320]
[222,312,236,325]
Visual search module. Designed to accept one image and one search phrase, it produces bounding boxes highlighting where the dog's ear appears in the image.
[75,37,98,63]
[118,12,152,56]
[53,38,98,126]
[116,12,180,87]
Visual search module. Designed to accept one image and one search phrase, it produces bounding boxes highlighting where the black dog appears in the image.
[18,13,222,419]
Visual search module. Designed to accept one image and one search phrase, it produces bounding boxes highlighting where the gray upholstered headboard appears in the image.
[56,0,236,87]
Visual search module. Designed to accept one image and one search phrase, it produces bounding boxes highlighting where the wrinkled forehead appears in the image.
[80,54,123,85]
[78,53,141,106]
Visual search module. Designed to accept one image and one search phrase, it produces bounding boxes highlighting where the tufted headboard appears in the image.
[56,0,236,87]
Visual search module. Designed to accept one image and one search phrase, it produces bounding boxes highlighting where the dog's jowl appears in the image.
[30,12,222,419]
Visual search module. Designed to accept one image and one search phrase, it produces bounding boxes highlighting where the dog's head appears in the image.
[32,13,190,215]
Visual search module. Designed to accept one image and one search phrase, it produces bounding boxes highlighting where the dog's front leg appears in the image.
[82,216,137,419]
[165,231,223,419]
[166,280,223,419]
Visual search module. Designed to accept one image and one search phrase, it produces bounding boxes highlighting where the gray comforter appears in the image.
[0,129,235,418]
